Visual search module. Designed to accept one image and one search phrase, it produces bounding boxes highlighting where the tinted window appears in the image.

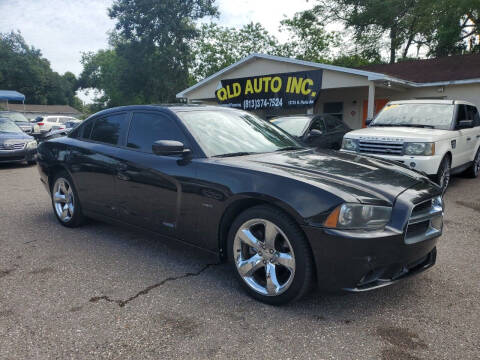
[81,120,94,139]
[465,105,479,126]
[324,116,344,132]
[310,118,325,132]
[456,105,467,122]
[127,112,187,153]
[90,113,128,145]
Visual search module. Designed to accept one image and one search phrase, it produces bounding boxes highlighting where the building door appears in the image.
[362,99,389,127]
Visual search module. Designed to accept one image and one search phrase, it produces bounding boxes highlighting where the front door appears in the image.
[114,111,196,238]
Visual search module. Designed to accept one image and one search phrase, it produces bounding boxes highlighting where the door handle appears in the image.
[477,135,480,138]
[467,137,472,141]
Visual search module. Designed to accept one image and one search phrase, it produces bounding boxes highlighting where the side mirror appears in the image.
[152,140,188,156]
[307,129,323,138]
[458,120,474,129]
[365,118,373,127]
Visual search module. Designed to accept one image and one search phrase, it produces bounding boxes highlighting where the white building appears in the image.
[177,53,480,129]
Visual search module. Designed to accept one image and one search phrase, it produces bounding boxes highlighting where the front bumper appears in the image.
[303,225,438,291]
[341,150,442,175]
[303,182,443,292]
[0,148,36,163]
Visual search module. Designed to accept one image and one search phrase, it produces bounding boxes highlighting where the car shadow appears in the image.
[0,162,35,170]
[29,208,432,320]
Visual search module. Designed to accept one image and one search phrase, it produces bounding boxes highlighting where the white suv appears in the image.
[33,116,80,132]
[341,100,480,192]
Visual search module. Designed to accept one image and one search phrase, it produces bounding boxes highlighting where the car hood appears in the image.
[0,132,33,142]
[216,149,431,204]
[345,127,452,142]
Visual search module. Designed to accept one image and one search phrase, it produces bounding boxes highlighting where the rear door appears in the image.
[324,115,348,149]
[114,110,195,238]
[68,112,129,218]
[465,105,480,162]
[454,105,474,167]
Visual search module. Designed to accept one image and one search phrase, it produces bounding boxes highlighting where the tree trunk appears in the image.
[389,26,397,63]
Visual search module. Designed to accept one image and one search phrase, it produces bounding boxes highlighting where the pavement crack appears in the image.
[89,263,218,307]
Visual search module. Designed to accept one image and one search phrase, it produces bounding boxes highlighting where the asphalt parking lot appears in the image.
[0,164,479,360]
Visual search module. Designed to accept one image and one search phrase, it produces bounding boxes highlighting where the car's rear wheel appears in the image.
[465,148,480,178]
[435,156,451,193]
[227,205,314,305]
[51,172,84,227]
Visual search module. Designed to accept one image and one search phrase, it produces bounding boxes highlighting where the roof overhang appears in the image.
[177,54,480,99]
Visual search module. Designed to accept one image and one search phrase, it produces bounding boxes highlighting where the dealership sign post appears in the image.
[215,70,323,110]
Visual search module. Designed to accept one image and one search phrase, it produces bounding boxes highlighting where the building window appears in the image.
[323,102,344,120]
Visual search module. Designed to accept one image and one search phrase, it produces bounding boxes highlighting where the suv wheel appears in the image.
[435,156,451,194]
[227,205,314,305]
[51,172,84,227]
[465,148,480,178]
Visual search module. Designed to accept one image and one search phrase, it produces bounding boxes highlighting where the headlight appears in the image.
[404,142,435,156]
[342,138,358,152]
[432,195,443,210]
[324,203,392,230]
[26,140,37,149]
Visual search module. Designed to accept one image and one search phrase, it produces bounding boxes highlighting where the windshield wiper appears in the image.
[213,152,258,158]
[275,146,304,152]
[372,123,434,129]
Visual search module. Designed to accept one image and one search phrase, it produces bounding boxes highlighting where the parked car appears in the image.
[0,111,34,134]
[341,100,480,192]
[271,114,350,150]
[37,105,443,304]
[32,115,80,132]
[0,118,37,164]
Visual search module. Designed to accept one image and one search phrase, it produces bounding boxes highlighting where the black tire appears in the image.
[227,205,314,305]
[27,160,36,166]
[51,171,85,228]
[435,156,451,193]
[464,148,480,178]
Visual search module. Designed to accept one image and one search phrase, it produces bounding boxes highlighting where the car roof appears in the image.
[389,99,477,107]
[84,104,246,120]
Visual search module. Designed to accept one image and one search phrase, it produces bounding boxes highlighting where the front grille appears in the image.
[0,142,26,151]
[358,140,404,155]
[405,198,443,244]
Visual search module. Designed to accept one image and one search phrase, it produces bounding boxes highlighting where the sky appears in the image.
[0,0,313,76]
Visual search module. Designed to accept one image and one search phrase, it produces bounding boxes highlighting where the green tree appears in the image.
[80,0,218,107]
[311,0,430,64]
[420,0,480,57]
[0,31,80,105]
[279,11,338,63]
[191,22,290,81]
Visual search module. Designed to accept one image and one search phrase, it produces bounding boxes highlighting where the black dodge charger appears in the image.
[37,105,443,304]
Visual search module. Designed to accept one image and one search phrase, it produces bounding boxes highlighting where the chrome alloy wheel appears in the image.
[474,150,480,176]
[439,160,451,193]
[233,219,296,296]
[53,178,75,222]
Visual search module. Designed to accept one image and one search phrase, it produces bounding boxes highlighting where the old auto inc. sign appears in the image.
[215,70,323,110]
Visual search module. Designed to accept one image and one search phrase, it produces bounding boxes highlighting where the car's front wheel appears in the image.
[465,148,480,178]
[435,156,451,193]
[51,172,84,227]
[227,205,314,305]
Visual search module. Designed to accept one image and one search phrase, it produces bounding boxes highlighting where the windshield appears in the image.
[271,116,310,137]
[0,112,29,123]
[371,103,454,130]
[179,110,301,157]
[0,119,23,133]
